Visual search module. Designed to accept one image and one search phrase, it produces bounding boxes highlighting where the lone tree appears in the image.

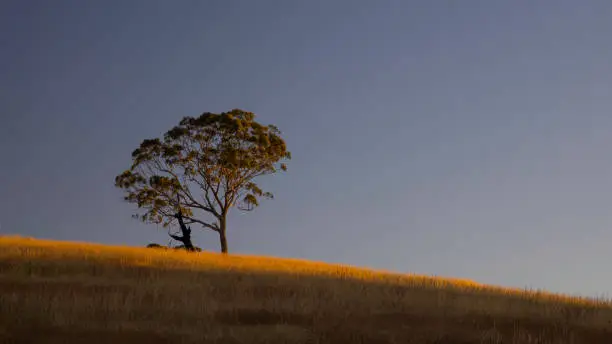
[115,109,290,253]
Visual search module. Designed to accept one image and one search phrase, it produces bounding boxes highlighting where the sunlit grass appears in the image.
[1,235,611,343]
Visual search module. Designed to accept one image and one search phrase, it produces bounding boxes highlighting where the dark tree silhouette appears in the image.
[115,109,290,253]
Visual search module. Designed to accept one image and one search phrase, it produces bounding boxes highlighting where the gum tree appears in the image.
[115,109,290,253]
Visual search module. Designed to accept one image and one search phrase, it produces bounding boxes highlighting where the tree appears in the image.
[115,109,290,253]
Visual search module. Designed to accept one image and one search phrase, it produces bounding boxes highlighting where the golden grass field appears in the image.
[1,236,611,343]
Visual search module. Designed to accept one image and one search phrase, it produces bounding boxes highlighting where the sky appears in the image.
[2,0,612,297]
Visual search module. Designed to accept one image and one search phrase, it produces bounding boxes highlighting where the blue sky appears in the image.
[2,1,612,297]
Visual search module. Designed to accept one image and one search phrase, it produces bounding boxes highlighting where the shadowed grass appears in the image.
[1,236,611,343]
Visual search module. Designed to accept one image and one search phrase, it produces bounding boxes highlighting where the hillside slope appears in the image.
[0,236,611,343]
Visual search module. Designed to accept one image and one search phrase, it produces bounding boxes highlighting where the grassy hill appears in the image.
[0,236,611,343]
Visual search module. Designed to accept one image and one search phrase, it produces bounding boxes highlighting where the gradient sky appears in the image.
[2,1,612,297]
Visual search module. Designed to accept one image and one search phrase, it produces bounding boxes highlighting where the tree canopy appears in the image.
[115,109,290,253]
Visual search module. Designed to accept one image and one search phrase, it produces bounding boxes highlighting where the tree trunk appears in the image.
[171,211,195,251]
[177,223,195,251]
[219,216,228,254]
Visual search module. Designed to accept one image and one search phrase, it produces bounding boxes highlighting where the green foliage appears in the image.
[115,109,291,252]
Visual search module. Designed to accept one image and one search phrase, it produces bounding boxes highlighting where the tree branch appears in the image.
[182,215,219,232]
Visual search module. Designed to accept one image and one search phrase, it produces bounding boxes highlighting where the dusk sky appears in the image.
[2,1,612,297]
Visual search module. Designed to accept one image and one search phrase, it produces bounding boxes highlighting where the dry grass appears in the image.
[0,236,611,343]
